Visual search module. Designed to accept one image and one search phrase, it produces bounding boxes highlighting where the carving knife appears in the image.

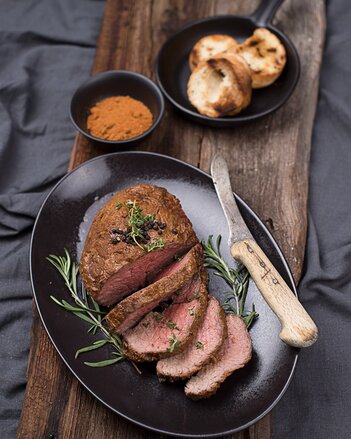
[211,153,318,348]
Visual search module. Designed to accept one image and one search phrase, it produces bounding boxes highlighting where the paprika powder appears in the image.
[87,95,153,141]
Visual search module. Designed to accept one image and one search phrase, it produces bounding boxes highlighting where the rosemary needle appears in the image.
[202,235,259,329]
[47,249,124,366]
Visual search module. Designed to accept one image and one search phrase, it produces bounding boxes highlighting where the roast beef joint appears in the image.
[80,184,253,399]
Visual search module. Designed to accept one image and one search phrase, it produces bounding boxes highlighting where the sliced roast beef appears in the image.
[105,244,204,334]
[156,296,226,381]
[123,275,208,362]
[184,314,252,399]
[80,184,198,306]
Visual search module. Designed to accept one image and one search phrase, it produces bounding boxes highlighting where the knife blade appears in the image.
[211,153,318,348]
[211,153,253,246]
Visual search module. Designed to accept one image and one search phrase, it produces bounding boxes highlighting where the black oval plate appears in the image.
[31,152,298,438]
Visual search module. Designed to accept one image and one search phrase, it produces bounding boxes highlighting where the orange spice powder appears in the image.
[87,96,153,141]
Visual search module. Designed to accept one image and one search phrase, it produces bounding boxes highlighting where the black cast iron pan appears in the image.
[156,0,300,127]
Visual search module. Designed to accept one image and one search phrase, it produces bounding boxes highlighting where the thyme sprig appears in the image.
[47,250,124,367]
[125,200,165,252]
[126,199,148,250]
[195,341,204,350]
[167,320,178,330]
[146,238,164,252]
[202,235,259,329]
[167,333,180,353]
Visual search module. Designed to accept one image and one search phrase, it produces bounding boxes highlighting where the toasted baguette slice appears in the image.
[239,28,286,88]
[187,51,252,118]
[189,35,239,71]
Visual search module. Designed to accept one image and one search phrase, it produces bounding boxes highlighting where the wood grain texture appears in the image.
[17,1,325,438]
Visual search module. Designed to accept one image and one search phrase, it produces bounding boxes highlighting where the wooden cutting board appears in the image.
[17,1,325,438]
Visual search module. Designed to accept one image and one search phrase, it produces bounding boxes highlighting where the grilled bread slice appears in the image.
[239,28,286,88]
[187,51,252,118]
[189,34,238,71]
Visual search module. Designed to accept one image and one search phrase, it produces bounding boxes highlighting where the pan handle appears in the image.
[251,0,285,26]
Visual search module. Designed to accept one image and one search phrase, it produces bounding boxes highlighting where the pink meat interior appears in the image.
[124,283,202,352]
[156,297,225,378]
[116,249,196,333]
[98,243,191,306]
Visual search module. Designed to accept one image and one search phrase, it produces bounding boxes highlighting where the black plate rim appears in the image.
[30,151,299,438]
[155,14,300,125]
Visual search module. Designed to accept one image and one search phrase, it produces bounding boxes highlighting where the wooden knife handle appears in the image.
[231,239,318,348]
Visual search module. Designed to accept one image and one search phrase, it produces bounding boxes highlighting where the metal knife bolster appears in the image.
[211,153,253,247]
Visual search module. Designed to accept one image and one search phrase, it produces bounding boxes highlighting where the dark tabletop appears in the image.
[0,0,349,438]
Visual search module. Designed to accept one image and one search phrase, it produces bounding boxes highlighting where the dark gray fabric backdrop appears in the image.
[273,1,351,437]
[0,1,104,437]
[0,1,349,438]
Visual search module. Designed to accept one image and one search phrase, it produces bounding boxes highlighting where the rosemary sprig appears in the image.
[202,235,259,329]
[47,249,124,367]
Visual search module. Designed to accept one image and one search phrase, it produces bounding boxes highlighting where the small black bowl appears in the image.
[70,70,165,146]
